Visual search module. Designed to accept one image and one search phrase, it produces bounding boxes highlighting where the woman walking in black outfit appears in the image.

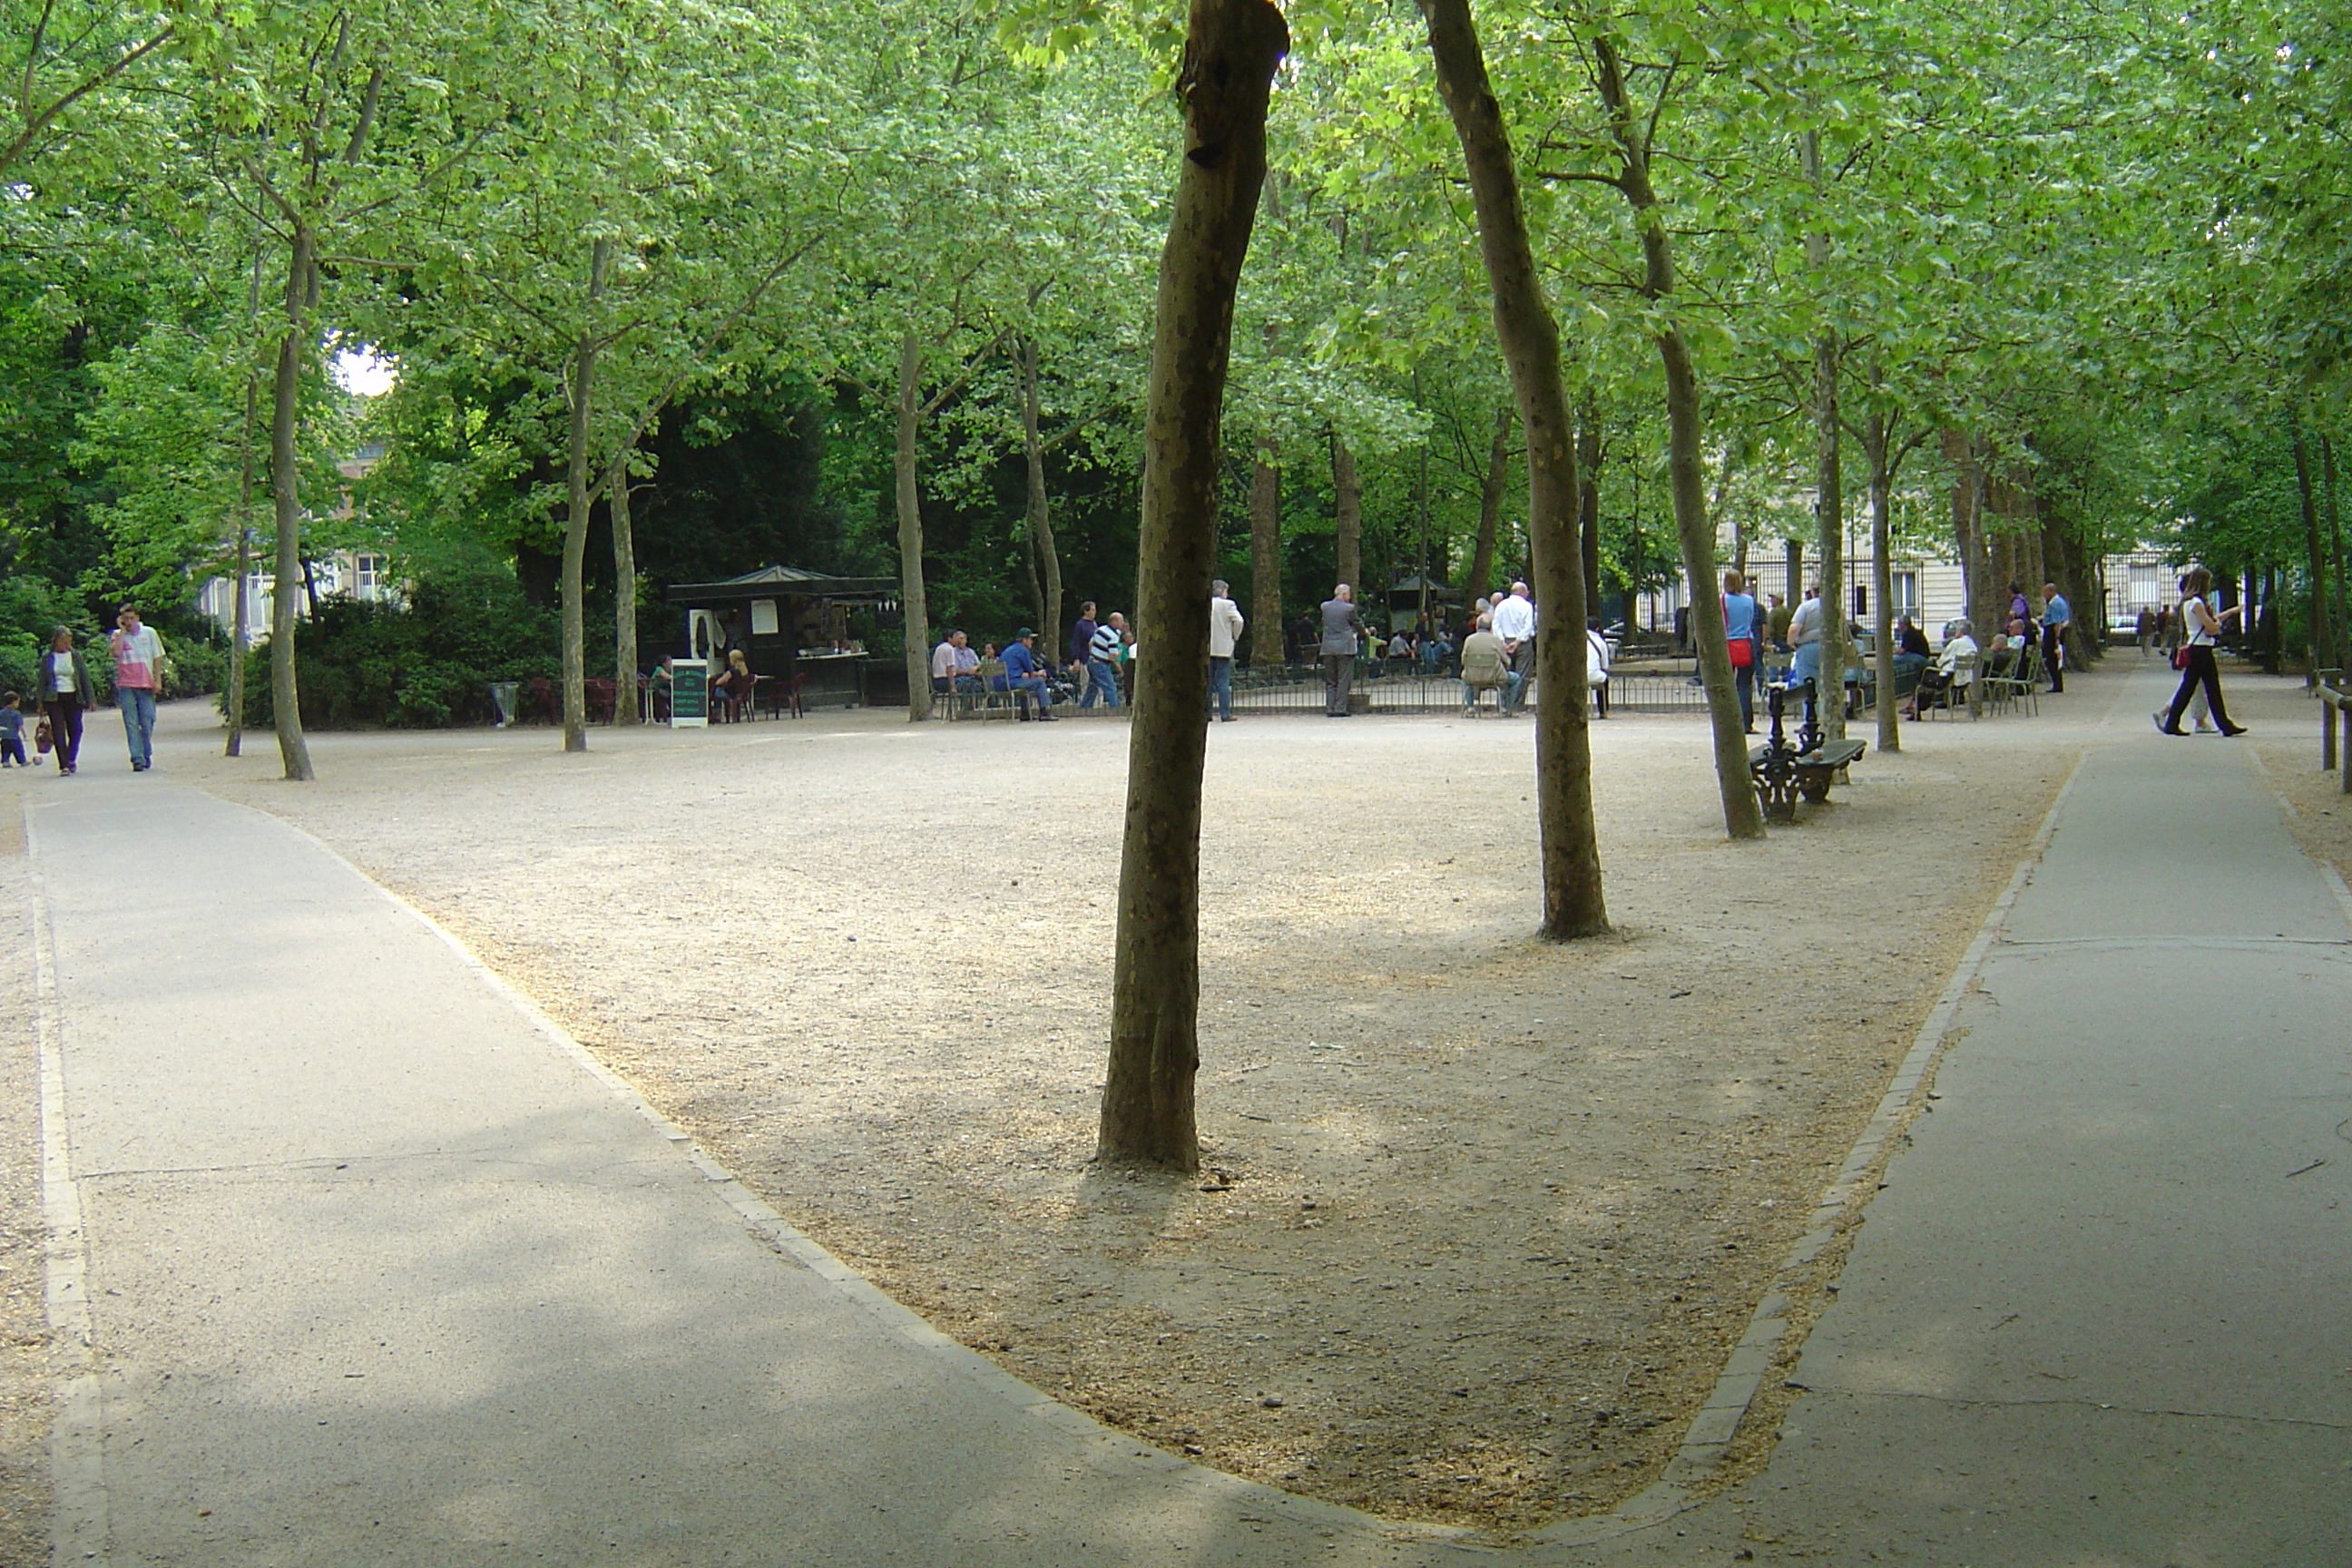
[2157,567,2246,737]
[35,627,94,774]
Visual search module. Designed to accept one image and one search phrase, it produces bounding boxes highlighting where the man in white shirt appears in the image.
[1207,580,1245,721]
[929,630,979,701]
[1490,582,1537,715]
[1786,585,1824,691]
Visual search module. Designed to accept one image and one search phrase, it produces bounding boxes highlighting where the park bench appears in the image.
[1749,679,1867,823]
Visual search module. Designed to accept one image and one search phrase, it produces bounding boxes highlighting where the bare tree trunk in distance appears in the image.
[896,332,936,720]
[2293,415,2334,674]
[560,237,612,755]
[1020,337,1065,649]
[1467,400,1509,602]
[1249,433,1280,666]
[2325,434,2347,673]
[611,435,641,724]
[267,226,318,782]
[1798,131,1847,746]
[1421,0,1608,938]
[226,237,266,758]
[1333,431,1362,594]
[1577,393,1602,615]
[1593,36,1760,839]
[1864,407,1900,755]
[1098,0,1289,1171]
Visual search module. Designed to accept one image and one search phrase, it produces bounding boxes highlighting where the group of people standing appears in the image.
[2,607,165,776]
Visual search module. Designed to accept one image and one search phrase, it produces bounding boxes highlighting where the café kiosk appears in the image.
[662,565,902,714]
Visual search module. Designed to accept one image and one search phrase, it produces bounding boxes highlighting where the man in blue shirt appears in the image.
[2040,581,2070,693]
[997,628,1058,720]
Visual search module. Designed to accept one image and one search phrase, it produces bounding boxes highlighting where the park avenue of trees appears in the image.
[3,0,2346,1164]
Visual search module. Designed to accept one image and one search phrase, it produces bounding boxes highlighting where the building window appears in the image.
[355,554,385,594]
[1892,571,1918,616]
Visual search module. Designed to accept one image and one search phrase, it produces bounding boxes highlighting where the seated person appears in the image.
[1458,613,1517,712]
[1906,619,1980,717]
[1387,631,1416,664]
[1420,632,1453,676]
[711,649,755,720]
[1896,615,1931,662]
[994,627,1058,720]
[931,630,982,696]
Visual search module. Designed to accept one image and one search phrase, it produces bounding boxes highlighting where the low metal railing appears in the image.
[1226,664,1711,715]
[2318,680,2350,792]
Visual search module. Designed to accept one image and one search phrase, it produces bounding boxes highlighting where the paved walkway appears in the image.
[27,666,2351,1565]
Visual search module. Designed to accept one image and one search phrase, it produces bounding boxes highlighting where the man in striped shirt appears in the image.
[1083,613,1125,710]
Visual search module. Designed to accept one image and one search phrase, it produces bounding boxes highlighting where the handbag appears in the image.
[34,718,52,754]
[2171,646,2191,670]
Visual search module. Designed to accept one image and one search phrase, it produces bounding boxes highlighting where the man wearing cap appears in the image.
[1207,580,1245,720]
[110,603,165,771]
[997,628,1058,720]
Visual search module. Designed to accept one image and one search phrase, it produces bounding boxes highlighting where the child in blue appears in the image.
[0,692,25,767]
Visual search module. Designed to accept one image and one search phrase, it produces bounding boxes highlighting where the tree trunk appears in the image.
[2292,415,2333,674]
[1468,399,1509,602]
[2324,434,2346,675]
[560,237,612,755]
[225,238,266,758]
[896,331,936,720]
[1249,433,1280,666]
[1333,431,1362,595]
[611,434,641,724]
[1020,337,1064,650]
[1798,131,1847,743]
[1098,0,1289,1171]
[1577,392,1602,616]
[1865,407,1900,755]
[1592,36,1759,839]
[268,226,317,782]
[1421,0,1607,938]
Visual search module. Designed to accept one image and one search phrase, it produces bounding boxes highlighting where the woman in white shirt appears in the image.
[2157,565,2245,736]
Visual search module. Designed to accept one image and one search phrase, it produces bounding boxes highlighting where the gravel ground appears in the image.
[22,666,2167,1541]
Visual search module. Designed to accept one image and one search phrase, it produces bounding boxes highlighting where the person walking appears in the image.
[1720,570,1761,731]
[112,604,166,769]
[1787,583,1825,691]
[1207,581,1245,721]
[2039,581,2071,693]
[2156,566,2246,737]
[1491,581,1537,716]
[1319,583,1367,717]
[1083,612,1124,710]
[36,627,95,775]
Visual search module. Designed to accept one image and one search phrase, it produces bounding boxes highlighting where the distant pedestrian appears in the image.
[2135,606,2156,658]
[2039,582,2070,692]
[1207,581,1245,721]
[1083,612,1125,710]
[2156,566,2245,737]
[0,692,25,767]
[1492,581,1538,715]
[1720,570,1760,731]
[110,605,165,770]
[36,628,94,776]
[1068,602,1100,704]
[1319,583,1368,717]
[1787,584,1825,691]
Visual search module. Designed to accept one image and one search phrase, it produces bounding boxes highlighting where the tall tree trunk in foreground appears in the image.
[267,225,318,782]
[896,332,936,720]
[2292,415,2334,674]
[1020,337,1066,650]
[1864,406,1900,755]
[1577,393,1602,615]
[1098,0,1289,1171]
[611,434,641,724]
[1333,432,1362,596]
[1467,400,1510,601]
[560,236,612,755]
[1594,37,1760,839]
[1249,433,1281,666]
[1421,0,1608,937]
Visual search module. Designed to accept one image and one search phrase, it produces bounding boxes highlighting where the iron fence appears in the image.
[1225,663,1713,716]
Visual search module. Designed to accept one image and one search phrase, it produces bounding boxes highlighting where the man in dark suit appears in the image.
[1319,584,1368,717]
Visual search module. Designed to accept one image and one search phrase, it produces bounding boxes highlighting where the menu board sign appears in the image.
[670,659,709,727]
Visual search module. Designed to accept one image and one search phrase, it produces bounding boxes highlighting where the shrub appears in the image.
[227,568,561,730]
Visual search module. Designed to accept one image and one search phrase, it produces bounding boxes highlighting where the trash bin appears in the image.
[488,681,520,728]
